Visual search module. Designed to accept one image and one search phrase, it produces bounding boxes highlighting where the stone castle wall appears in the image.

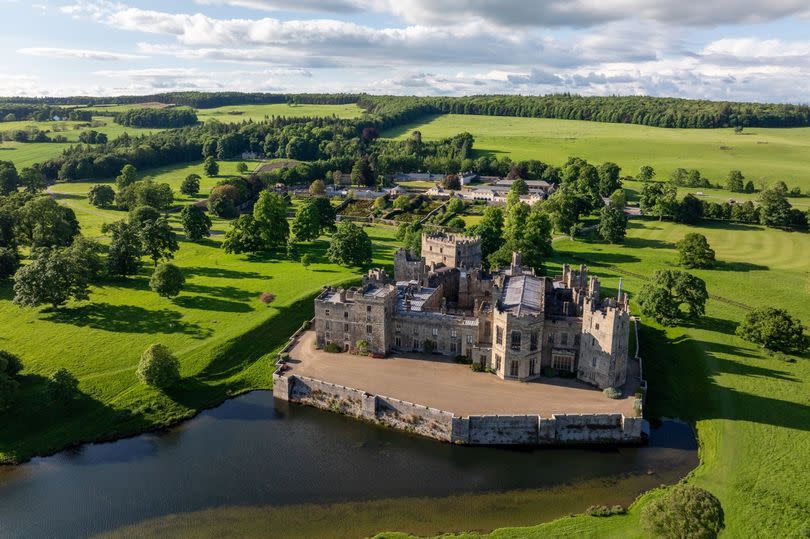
[273,371,645,445]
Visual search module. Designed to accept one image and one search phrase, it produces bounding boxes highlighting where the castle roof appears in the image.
[499,274,545,316]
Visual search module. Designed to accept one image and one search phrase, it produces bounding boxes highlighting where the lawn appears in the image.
[195,103,365,123]
[0,169,400,463]
[383,114,810,192]
[375,218,810,538]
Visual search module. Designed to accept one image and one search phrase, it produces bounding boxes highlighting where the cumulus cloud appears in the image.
[17,46,145,61]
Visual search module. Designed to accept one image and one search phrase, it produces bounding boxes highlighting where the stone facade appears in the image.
[313,236,631,390]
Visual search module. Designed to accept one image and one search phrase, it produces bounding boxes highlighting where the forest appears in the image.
[114,108,199,128]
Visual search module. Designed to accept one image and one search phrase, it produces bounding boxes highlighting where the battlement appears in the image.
[422,232,482,270]
[423,232,481,247]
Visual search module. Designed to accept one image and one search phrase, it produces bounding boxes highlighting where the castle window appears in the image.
[326,332,331,339]
[344,311,348,318]
[367,305,372,312]
[450,341,457,353]
[530,331,538,351]
[592,357,596,367]
[325,321,331,330]
[366,325,373,334]
[395,324,401,334]
[413,339,420,351]
[548,334,554,345]
[432,328,439,336]
[595,323,600,330]
[344,323,349,332]
[529,359,536,375]
[509,361,519,377]
[413,327,419,335]
[325,309,330,316]
[495,354,502,371]
[561,333,568,346]
[552,354,574,372]
[496,326,503,345]
[395,336,402,347]
[451,330,458,338]
[466,335,473,344]
[510,331,521,351]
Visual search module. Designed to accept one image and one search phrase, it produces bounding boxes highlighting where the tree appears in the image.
[677,233,715,268]
[637,165,655,182]
[640,182,677,220]
[208,185,239,218]
[237,162,249,174]
[12,247,90,310]
[19,167,46,193]
[291,200,323,242]
[674,194,704,225]
[597,162,621,196]
[393,195,411,210]
[598,202,628,243]
[736,307,808,354]
[636,270,708,326]
[150,263,185,298]
[441,174,461,190]
[0,246,20,280]
[373,196,387,211]
[446,216,466,230]
[103,220,142,277]
[396,222,423,256]
[137,344,180,389]
[47,368,79,403]
[0,350,23,377]
[510,178,529,195]
[446,197,464,215]
[66,236,105,282]
[115,164,138,189]
[129,205,161,228]
[609,188,627,208]
[223,214,264,254]
[310,196,336,232]
[0,372,18,411]
[759,187,793,228]
[326,221,372,267]
[642,485,724,539]
[309,179,326,196]
[301,253,314,267]
[203,156,219,177]
[180,174,201,196]
[726,170,745,192]
[180,205,211,241]
[0,161,20,195]
[743,180,755,193]
[140,217,179,266]
[350,158,373,186]
[15,196,80,248]
[253,191,289,248]
[468,206,503,267]
[543,185,582,233]
[518,208,553,271]
[88,184,115,208]
[116,180,173,211]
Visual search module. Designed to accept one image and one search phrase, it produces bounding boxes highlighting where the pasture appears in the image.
[0,165,400,463]
[383,114,810,192]
[195,103,365,123]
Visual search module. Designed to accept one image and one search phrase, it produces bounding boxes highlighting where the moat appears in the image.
[0,391,697,539]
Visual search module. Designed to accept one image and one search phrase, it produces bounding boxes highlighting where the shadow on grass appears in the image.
[173,295,253,313]
[43,302,212,338]
[0,373,148,464]
[710,260,769,272]
[183,283,256,302]
[641,324,809,433]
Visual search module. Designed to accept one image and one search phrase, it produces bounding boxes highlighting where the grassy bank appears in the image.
[383,114,810,192]
[0,165,399,463]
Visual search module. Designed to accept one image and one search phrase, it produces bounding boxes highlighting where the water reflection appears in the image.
[0,391,697,539]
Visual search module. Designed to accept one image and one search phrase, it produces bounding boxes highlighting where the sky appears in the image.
[2,0,810,102]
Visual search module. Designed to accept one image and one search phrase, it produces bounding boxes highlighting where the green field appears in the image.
[195,103,365,123]
[374,218,810,538]
[384,114,810,192]
[0,162,400,463]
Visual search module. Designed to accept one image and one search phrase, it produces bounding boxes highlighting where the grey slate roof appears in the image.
[499,274,545,316]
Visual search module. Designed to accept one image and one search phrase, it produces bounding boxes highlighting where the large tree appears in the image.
[150,263,185,298]
[636,270,708,326]
[203,156,219,177]
[15,196,80,248]
[291,199,323,242]
[12,247,90,310]
[139,217,179,266]
[88,184,115,208]
[674,194,704,225]
[19,167,46,193]
[597,162,621,197]
[642,485,724,539]
[759,187,793,228]
[677,233,715,268]
[640,182,677,220]
[103,220,143,277]
[726,170,745,192]
[253,191,289,248]
[350,158,374,187]
[180,174,201,196]
[115,164,138,189]
[598,202,628,243]
[179,205,211,241]
[222,214,264,254]
[0,161,20,195]
[326,221,372,267]
[468,206,504,267]
[542,185,582,233]
[0,246,20,280]
[736,308,808,354]
[137,344,180,389]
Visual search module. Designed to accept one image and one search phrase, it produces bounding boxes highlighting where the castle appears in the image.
[313,232,631,389]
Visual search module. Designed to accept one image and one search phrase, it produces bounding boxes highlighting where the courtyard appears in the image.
[285,331,639,417]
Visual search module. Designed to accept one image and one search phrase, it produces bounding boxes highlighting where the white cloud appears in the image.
[17,46,145,61]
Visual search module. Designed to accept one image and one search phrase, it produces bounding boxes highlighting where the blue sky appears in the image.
[2,0,810,102]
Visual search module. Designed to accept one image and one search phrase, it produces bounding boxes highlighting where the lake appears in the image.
[0,391,697,538]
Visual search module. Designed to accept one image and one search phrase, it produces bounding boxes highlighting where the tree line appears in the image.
[114,108,199,128]
[0,104,93,123]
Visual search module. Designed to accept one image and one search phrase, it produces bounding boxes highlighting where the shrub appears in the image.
[454,355,472,364]
[586,504,626,517]
[603,387,622,399]
[423,340,435,354]
[735,307,808,354]
[642,485,724,539]
[355,339,369,354]
[542,366,558,377]
[324,343,342,353]
[259,292,276,304]
[0,373,19,411]
[149,263,185,298]
[137,344,180,389]
[470,362,485,372]
[0,247,19,280]
[47,368,79,403]
[300,253,313,267]
[0,350,23,376]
